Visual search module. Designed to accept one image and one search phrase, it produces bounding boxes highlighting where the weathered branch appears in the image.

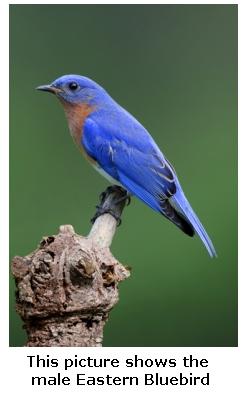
[11,186,130,347]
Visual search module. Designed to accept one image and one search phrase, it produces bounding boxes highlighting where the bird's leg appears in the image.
[91,185,129,226]
[99,185,119,202]
[113,192,131,206]
[102,185,131,206]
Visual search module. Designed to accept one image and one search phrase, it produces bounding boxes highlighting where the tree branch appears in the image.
[11,186,130,347]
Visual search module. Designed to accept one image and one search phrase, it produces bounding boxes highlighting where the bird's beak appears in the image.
[36,84,63,95]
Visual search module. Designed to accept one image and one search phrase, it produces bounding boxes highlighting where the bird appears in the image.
[37,74,217,257]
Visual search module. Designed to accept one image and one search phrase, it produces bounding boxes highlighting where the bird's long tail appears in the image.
[170,187,217,258]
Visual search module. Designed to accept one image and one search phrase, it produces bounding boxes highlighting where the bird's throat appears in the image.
[61,101,94,146]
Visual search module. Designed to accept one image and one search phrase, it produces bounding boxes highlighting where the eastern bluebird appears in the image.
[37,75,216,257]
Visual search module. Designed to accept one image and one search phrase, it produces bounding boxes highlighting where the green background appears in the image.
[10,5,237,347]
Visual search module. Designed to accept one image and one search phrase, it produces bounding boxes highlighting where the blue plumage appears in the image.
[37,74,217,257]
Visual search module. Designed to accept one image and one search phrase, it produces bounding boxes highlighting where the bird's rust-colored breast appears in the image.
[62,102,93,144]
[61,101,97,164]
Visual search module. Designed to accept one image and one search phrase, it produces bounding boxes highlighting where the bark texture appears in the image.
[11,186,130,347]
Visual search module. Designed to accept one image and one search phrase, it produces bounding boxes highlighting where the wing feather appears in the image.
[83,117,194,235]
[83,118,176,199]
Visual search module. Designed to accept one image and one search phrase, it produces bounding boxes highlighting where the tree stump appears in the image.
[11,186,130,347]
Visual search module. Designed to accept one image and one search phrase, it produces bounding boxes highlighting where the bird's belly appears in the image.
[92,163,122,187]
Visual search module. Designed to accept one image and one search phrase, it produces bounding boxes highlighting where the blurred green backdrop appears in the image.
[10,5,237,347]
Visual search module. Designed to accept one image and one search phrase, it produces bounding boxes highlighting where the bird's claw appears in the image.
[126,195,131,206]
[92,185,130,226]
[91,206,122,226]
[113,192,131,206]
[99,191,107,202]
[99,185,120,203]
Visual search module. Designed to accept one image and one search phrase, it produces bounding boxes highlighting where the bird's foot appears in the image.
[99,185,119,202]
[98,185,130,203]
[113,193,131,206]
[91,185,130,226]
[91,206,122,226]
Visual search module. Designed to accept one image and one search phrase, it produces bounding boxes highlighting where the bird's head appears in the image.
[36,74,106,106]
[37,75,107,141]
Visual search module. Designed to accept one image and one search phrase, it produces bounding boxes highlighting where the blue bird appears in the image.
[37,75,217,257]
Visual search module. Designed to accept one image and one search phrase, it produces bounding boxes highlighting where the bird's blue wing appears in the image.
[82,117,195,237]
[83,117,176,206]
[82,118,194,236]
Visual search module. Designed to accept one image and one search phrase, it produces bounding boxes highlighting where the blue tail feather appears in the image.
[118,169,217,258]
[170,188,217,258]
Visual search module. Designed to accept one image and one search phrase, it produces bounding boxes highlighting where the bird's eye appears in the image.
[68,82,78,91]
